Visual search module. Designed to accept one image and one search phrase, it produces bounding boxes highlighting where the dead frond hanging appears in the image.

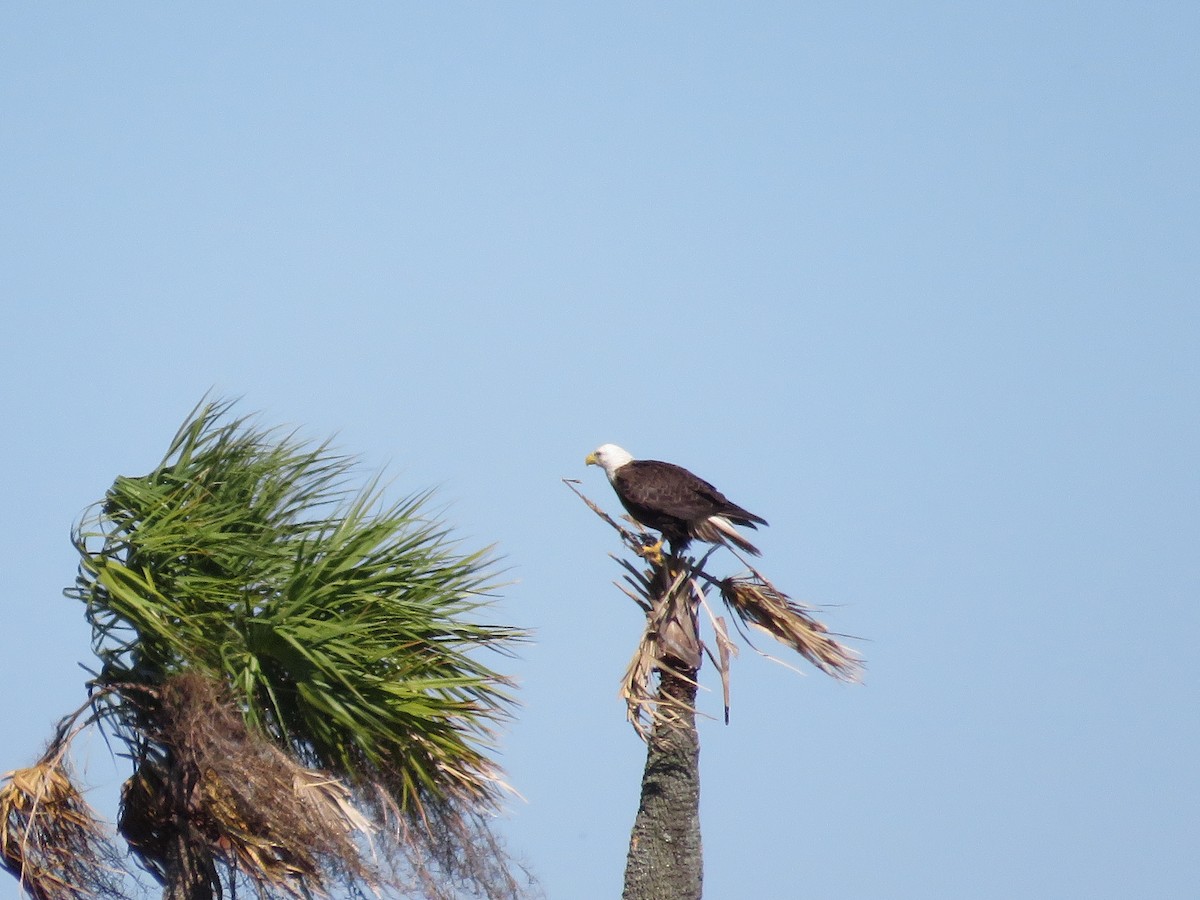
[618,559,706,740]
[568,477,863,736]
[116,671,378,898]
[0,732,129,900]
[718,572,862,683]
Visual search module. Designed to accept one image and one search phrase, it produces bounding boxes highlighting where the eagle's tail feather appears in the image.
[726,506,768,529]
[694,515,762,556]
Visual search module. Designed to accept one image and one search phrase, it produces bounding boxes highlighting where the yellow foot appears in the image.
[636,536,665,567]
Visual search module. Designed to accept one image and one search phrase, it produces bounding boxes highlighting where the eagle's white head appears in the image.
[585,443,634,481]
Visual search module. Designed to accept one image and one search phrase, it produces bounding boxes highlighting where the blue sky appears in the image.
[2,4,1198,898]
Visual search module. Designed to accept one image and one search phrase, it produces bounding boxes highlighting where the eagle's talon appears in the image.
[636,537,665,567]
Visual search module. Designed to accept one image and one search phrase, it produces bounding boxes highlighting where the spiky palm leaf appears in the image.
[60,398,529,897]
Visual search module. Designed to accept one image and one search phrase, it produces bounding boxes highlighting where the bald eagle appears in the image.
[585,443,768,556]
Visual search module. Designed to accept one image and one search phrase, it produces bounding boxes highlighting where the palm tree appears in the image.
[2,398,531,900]
[566,479,861,900]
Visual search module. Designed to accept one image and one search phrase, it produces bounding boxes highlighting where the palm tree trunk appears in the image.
[119,753,220,900]
[163,826,218,900]
[622,669,703,900]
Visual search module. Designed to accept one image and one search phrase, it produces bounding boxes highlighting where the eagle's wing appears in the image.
[616,460,708,519]
[621,461,766,527]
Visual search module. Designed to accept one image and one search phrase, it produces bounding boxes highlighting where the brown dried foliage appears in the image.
[118,672,376,898]
[0,735,128,900]
[718,572,862,682]
[617,558,706,740]
[113,672,535,900]
[566,477,863,739]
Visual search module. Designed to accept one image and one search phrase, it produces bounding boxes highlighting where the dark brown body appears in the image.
[612,459,767,555]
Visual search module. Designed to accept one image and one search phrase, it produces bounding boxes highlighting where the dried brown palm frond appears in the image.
[568,478,862,737]
[700,609,738,725]
[117,671,378,898]
[717,571,862,683]
[0,730,128,900]
[615,552,708,740]
[566,476,705,735]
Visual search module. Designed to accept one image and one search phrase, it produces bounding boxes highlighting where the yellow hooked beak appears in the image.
[584,452,598,466]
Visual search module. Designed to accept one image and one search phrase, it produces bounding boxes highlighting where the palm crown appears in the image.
[4,398,528,899]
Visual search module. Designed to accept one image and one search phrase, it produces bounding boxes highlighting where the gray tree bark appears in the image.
[622,669,703,900]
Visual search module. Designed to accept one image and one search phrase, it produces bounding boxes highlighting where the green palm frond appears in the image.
[68,397,525,816]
